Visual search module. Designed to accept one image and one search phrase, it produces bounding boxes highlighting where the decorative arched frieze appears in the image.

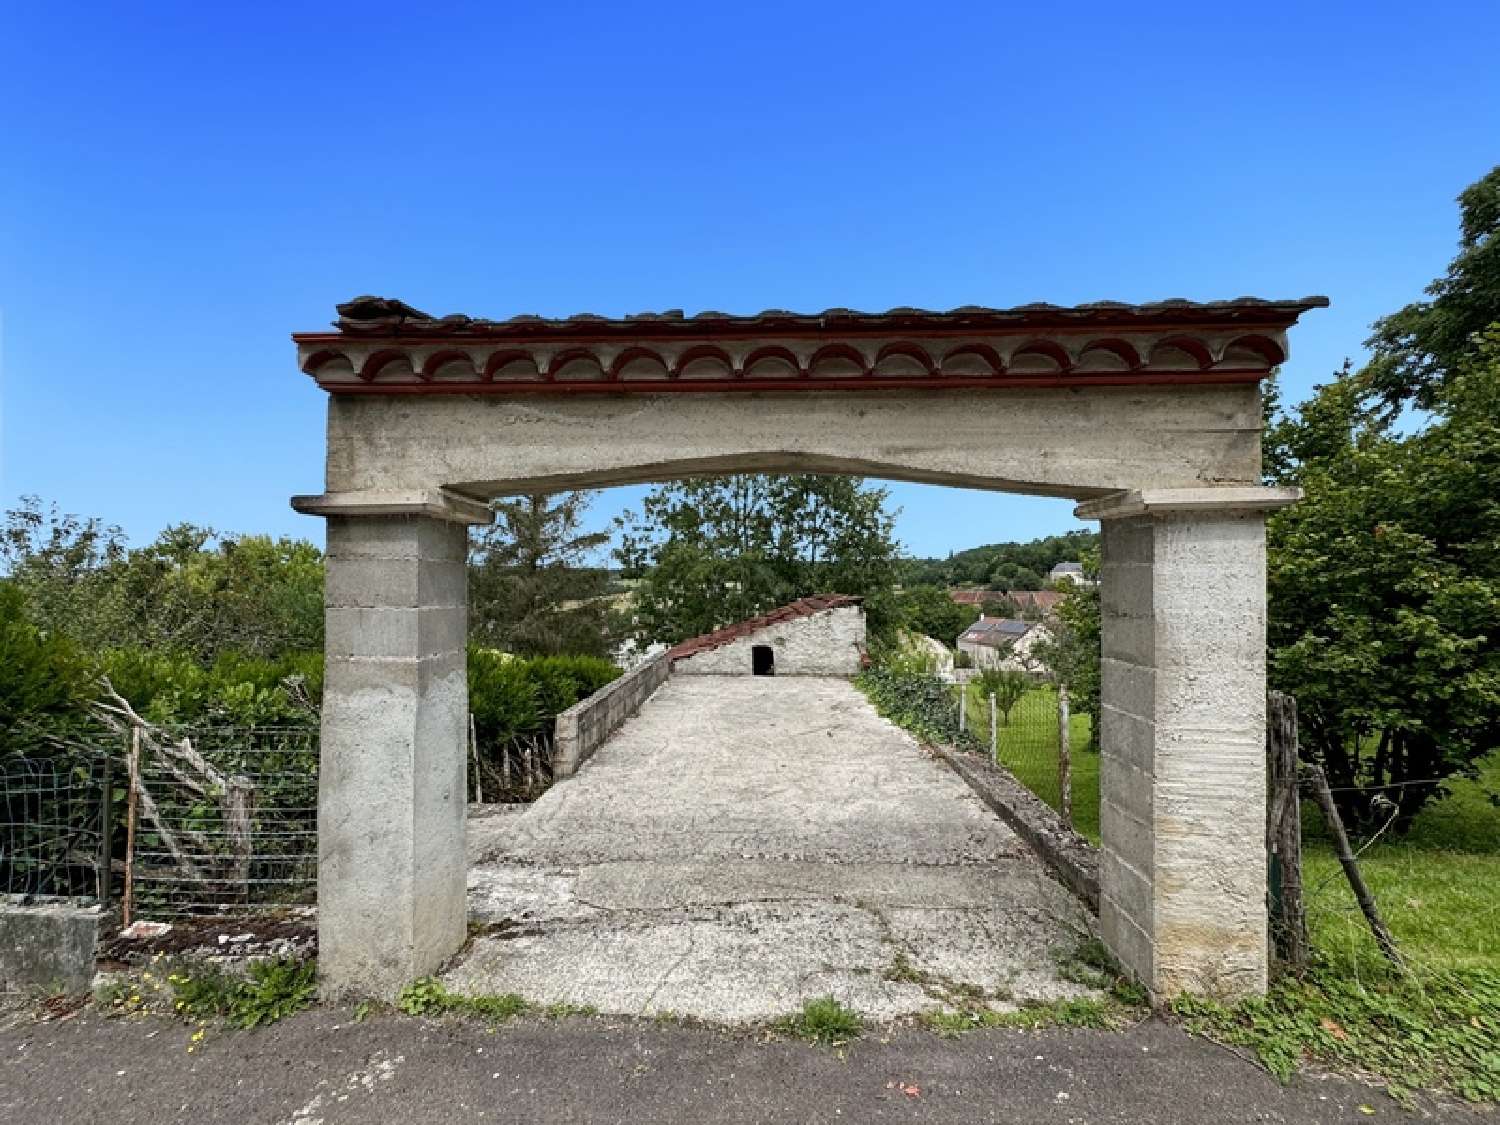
[292,297,1325,392]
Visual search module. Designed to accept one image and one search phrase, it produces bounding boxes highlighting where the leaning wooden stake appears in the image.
[1057,684,1073,828]
[1306,763,1402,968]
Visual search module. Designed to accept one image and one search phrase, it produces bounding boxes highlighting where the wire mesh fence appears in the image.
[0,749,113,902]
[958,679,1100,842]
[126,725,319,919]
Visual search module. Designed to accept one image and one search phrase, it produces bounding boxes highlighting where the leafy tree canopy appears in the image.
[1365,164,1500,416]
[617,475,901,645]
[2,498,323,662]
[907,529,1097,589]
[895,584,979,645]
[1266,166,1500,830]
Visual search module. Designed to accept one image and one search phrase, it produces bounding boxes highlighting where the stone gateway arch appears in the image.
[291,294,1324,1001]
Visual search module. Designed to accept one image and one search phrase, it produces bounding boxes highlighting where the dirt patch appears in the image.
[97,912,316,969]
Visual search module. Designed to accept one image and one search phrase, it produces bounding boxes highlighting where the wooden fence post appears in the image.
[122,726,141,928]
[469,712,482,804]
[1057,684,1073,828]
[958,683,967,734]
[1265,691,1308,970]
[988,693,998,763]
[96,761,114,910]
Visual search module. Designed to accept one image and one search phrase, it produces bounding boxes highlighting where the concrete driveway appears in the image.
[454,676,1097,1022]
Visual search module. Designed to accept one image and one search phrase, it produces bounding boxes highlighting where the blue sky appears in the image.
[3,1,1497,560]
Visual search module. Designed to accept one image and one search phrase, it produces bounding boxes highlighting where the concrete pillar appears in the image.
[1076,486,1299,1000]
[292,489,491,999]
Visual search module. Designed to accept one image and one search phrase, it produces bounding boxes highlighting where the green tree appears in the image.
[1265,168,1500,830]
[2,499,323,661]
[617,474,900,644]
[975,667,1029,725]
[1032,548,1100,748]
[469,492,612,658]
[988,561,1045,590]
[895,584,977,644]
[1365,165,1500,415]
[1266,341,1500,831]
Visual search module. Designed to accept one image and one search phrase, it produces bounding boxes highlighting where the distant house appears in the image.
[956,616,1052,673]
[667,595,865,676]
[1048,561,1090,587]
[949,588,1063,616]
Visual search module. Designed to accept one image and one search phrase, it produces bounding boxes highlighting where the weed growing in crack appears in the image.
[775,997,863,1046]
[163,957,317,1029]
[396,977,529,1023]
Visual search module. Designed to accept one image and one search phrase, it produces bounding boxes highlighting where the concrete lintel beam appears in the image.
[1074,485,1301,522]
[291,488,494,526]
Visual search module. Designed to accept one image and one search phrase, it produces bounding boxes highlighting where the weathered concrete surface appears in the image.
[0,901,99,996]
[553,651,669,778]
[673,604,865,675]
[1096,502,1274,1000]
[1,1008,1472,1125]
[324,384,1264,500]
[455,677,1098,1023]
[318,514,471,1001]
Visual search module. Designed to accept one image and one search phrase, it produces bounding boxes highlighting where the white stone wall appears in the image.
[674,606,865,676]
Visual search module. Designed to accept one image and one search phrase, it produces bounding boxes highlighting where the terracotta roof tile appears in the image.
[324,295,1330,338]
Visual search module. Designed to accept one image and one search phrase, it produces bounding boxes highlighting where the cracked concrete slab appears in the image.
[452,676,1098,1023]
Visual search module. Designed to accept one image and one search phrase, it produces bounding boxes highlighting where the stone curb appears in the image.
[930,744,1100,913]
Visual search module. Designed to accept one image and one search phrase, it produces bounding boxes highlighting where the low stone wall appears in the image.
[553,652,671,779]
[1,899,101,997]
[932,745,1100,913]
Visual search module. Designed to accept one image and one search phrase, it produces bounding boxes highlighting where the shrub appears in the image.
[0,583,90,743]
[856,666,976,751]
[467,648,622,747]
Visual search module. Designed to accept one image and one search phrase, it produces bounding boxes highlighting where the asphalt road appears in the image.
[1,1006,1481,1124]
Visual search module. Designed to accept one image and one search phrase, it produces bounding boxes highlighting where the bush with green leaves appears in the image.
[167,956,317,1029]
[856,666,976,751]
[466,647,620,748]
[0,583,91,746]
[97,647,322,728]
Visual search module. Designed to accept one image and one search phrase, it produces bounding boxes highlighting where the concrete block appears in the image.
[1096,504,1272,1001]
[316,514,471,1000]
[1,900,100,996]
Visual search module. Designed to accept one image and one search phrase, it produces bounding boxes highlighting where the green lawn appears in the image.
[960,683,1100,842]
[959,684,1499,972]
[1300,751,1500,973]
